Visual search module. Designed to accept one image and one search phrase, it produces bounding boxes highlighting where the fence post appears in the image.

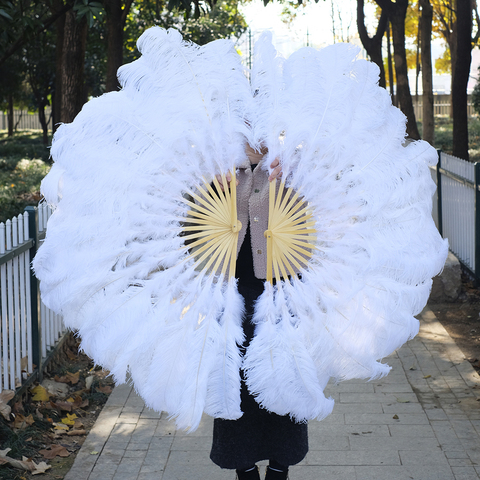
[25,206,42,381]
[436,149,443,237]
[475,163,480,280]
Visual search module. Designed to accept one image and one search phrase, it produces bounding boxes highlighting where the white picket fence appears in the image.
[0,203,65,393]
[430,151,479,277]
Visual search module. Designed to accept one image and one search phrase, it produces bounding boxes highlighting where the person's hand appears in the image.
[268,157,282,182]
[215,172,239,191]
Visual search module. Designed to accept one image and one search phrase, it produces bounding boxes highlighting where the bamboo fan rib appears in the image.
[180,170,242,280]
[264,179,316,284]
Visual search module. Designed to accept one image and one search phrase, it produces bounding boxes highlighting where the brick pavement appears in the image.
[64,307,480,480]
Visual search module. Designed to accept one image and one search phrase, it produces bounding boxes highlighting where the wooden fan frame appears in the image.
[265,178,316,284]
[179,172,316,283]
[179,170,241,280]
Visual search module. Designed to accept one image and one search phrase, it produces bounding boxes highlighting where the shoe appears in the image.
[236,465,260,480]
[265,465,288,480]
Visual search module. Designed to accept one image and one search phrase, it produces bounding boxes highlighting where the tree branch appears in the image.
[0,1,74,67]
[120,0,135,25]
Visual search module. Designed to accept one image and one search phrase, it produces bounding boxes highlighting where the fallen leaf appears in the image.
[14,414,35,430]
[97,385,112,394]
[85,376,94,390]
[74,419,84,429]
[65,349,77,360]
[61,413,77,425]
[0,390,14,420]
[53,423,69,431]
[31,461,52,475]
[52,401,72,412]
[39,444,70,459]
[392,414,399,419]
[67,429,86,436]
[423,375,432,379]
[0,450,41,472]
[31,385,50,402]
[90,451,99,455]
[396,398,410,403]
[71,395,88,409]
[21,356,28,372]
[54,370,79,385]
[66,397,75,403]
[66,371,80,384]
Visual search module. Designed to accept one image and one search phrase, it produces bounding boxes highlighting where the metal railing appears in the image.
[0,203,65,394]
[0,109,53,131]
[431,151,480,278]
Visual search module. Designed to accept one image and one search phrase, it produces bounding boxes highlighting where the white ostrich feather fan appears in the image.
[33,27,252,431]
[242,32,448,422]
[33,28,448,431]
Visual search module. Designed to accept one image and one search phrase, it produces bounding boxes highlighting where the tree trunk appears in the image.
[61,9,87,123]
[420,0,434,144]
[356,0,388,88]
[377,0,420,139]
[386,21,395,104]
[7,95,13,136]
[38,102,49,145]
[104,0,134,92]
[105,0,124,92]
[52,0,65,132]
[452,0,472,160]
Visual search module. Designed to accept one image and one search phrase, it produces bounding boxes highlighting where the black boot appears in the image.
[265,465,289,480]
[236,465,260,480]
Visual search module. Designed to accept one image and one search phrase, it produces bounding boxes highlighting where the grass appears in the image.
[418,115,480,162]
[1,118,480,224]
[0,130,51,224]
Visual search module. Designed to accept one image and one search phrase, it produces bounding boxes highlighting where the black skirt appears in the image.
[209,225,308,471]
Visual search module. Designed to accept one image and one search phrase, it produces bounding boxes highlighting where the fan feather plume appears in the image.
[243,34,448,421]
[34,27,251,431]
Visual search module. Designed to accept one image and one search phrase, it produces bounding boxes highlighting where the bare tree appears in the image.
[104,0,135,92]
[452,0,472,160]
[357,0,388,88]
[375,0,420,139]
[420,0,434,144]
[61,9,88,123]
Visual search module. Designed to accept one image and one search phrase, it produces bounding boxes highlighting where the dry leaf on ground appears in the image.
[53,423,69,431]
[97,385,112,394]
[0,449,50,473]
[55,371,80,385]
[31,385,50,402]
[31,461,52,475]
[0,390,14,420]
[13,413,35,430]
[52,400,72,412]
[21,356,28,372]
[67,429,86,436]
[39,444,70,459]
[65,349,77,360]
[61,413,77,425]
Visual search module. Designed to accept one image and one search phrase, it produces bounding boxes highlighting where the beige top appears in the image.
[235,152,271,279]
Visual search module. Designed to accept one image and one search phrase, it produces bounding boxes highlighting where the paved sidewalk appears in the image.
[64,308,480,480]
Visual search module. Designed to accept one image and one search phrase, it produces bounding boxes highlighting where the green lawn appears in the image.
[0,130,51,224]
[426,115,480,162]
[1,118,480,224]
